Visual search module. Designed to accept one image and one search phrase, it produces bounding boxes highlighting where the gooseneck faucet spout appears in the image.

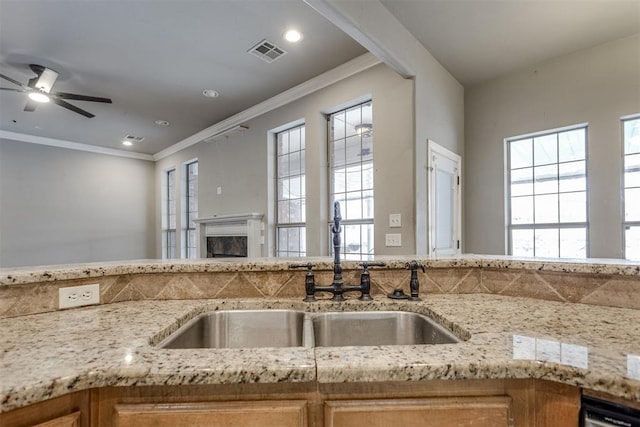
[331,201,343,289]
[290,201,385,302]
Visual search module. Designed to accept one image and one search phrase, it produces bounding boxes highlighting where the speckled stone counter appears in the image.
[3,255,640,319]
[1,295,639,413]
[3,255,640,286]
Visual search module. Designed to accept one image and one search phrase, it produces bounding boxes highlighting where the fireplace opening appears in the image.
[206,236,248,258]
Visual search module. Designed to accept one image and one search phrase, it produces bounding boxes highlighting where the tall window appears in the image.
[624,116,640,260]
[329,101,374,260]
[184,160,198,259]
[507,125,588,258]
[276,125,306,257]
[163,168,176,259]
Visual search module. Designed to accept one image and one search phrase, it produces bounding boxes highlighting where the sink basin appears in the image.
[311,311,461,347]
[159,309,309,349]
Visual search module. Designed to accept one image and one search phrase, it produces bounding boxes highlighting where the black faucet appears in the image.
[290,201,385,302]
[388,260,425,301]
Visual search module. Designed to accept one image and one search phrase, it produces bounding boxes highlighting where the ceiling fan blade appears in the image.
[50,98,95,118]
[0,73,28,89]
[24,99,38,112]
[0,87,26,93]
[52,92,112,103]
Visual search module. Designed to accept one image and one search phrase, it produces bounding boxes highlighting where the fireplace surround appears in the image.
[194,213,263,258]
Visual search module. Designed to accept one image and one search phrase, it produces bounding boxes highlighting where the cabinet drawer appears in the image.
[114,400,308,427]
[325,396,512,427]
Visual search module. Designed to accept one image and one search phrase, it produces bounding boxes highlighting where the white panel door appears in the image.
[428,141,461,255]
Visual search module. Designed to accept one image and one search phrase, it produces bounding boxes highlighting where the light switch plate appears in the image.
[389,213,402,228]
[385,233,402,247]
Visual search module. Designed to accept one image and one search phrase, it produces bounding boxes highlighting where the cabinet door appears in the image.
[114,400,307,427]
[33,412,80,427]
[325,396,512,427]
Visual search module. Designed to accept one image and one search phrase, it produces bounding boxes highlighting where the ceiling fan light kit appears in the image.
[0,64,112,118]
[27,91,50,103]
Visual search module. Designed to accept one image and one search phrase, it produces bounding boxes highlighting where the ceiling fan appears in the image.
[0,64,112,118]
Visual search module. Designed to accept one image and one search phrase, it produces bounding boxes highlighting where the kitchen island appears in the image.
[1,256,639,426]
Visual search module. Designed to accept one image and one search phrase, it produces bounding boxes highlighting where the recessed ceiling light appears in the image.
[155,120,170,126]
[28,92,50,103]
[284,29,303,43]
[122,135,144,146]
[202,89,219,98]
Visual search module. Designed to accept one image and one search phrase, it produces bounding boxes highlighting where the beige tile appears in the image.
[241,271,295,297]
[537,271,608,303]
[451,269,482,293]
[371,270,410,294]
[216,275,263,298]
[427,268,478,292]
[580,277,640,309]
[188,272,237,298]
[155,276,206,299]
[274,281,307,298]
[499,271,564,302]
[125,274,174,298]
[101,275,130,303]
[481,269,520,294]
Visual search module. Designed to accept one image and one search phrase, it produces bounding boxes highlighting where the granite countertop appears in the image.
[1,295,640,412]
[3,255,640,286]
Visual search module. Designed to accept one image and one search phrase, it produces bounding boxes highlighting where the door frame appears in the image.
[415,139,462,256]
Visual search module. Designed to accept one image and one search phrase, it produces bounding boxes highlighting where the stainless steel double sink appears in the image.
[158,309,461,349]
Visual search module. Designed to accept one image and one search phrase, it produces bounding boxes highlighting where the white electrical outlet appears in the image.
[385,233,402,247]
[389,213,402,228]
[59,284,100,309]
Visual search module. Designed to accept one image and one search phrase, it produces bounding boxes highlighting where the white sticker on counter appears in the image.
[561,343,588,369]
[513,335,588,368]
[628,354,640,380]
[536,338,561,363]
[513,335,536,360]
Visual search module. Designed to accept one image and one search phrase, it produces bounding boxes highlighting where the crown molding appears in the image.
[153,52,381,161]
[0,130,155,161]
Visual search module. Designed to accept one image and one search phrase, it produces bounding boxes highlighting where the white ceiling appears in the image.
[0,0,366,155]
[1,0,638,157]
[381,0,640,86]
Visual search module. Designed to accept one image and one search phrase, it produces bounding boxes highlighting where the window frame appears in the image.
[275,124,306,257]
[183,160,198,259]
[327,100,374,261]
[506,123,589,258]
[623,114,640,260]
[163,167,176,259]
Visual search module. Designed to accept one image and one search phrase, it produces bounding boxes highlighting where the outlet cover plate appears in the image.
[59,284,100,309]
[385,233,402,247]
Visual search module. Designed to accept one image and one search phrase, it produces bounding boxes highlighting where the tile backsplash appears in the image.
[1,266,639,318]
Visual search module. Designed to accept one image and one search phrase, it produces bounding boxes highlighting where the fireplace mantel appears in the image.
[194,213,264,258]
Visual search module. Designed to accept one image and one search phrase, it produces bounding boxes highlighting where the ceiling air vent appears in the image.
[248,39,287,63]
[123,135,144,143]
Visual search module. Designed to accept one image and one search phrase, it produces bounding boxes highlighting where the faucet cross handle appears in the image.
[405,260,425,301]
[290,263,317,302]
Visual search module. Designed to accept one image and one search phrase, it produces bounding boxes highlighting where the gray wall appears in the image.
[0,139,156,267]
[464,35,640,257]
[155,63,416,257]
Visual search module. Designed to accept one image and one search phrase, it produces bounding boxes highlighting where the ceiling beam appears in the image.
[304,0,416,79]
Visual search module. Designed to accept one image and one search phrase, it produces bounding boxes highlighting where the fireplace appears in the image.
[194,213,263,258]
[207,236,247,257]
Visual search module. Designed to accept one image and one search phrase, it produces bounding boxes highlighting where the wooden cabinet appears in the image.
[0,392,89,427]
[0,379,585,427]
[324,396,513,427]
[113,400,308,427]
[32,412,81,427]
